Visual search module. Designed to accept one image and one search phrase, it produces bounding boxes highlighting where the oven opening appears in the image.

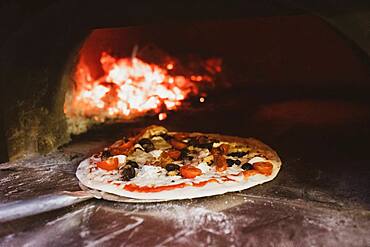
[64,27,223,135]
[62,16,370,140]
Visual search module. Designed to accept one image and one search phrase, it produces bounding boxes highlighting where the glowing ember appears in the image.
[158,112,167,121]
[65,51,221,122]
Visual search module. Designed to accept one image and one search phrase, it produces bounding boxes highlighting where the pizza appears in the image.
[76,125,282,200]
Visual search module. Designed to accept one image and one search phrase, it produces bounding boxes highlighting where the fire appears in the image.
[158,112,167,121]
[65,51,221,122]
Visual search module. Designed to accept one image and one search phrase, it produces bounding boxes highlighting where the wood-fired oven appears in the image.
[0,1,369,246]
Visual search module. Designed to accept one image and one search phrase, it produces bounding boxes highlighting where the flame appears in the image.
[65,51,221,121]
[158,112,167,121]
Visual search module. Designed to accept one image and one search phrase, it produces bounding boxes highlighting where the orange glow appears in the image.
[158,112,167,121]
[166,63,174,70]
[65,51,221,121]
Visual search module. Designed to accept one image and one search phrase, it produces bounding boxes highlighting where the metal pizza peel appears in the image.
[0,183,164,223]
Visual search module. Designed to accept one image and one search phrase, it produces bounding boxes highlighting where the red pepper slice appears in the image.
[97,157,119,171]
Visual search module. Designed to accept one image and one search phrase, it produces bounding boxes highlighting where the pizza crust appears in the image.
[76,132,282,201]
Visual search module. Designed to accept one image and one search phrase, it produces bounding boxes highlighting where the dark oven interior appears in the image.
[1,1,369,246]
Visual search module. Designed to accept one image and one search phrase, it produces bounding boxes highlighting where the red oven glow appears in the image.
[64,50,222,122]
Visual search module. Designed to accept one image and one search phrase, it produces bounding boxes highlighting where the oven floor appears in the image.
[1,89,370,246]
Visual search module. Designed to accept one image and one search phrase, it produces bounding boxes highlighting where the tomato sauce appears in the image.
[192,179,218,187]
[122,161,273,193]
[124,178,218,192]
[124,182,187,192]
[242,170,259,177]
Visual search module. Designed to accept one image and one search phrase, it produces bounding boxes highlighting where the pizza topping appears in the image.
[128,149,155,165]
[123,177,221,192]
[248,156,266,164]
[253,162,273,176]
[198,149,210,158]
[151,136,172,150]
[173,133,189,140]
[211,143,229,155]
[97,157,119,171]
[126,160,139,169]
[165,150,181,160]
[133,144,145,151]
[197,162,211,173]
[203,155,214,165]
[101,148,112,160]
[219,144,230,154]
[83,126,278,195]
[140,125,168,139]
[108,135,139,155]
[209,143,229,172]
[153,151,174,167]
[180,148,192,160]
[188,136,214,150]
[113,155,127,165]
[131,165,179,187]
[243,170,259,177]
[124,182,187,192]
[170,139,188,150]
[120,165,136,181]
[165,163,180,172]
[159,133,172,141]
[213,154,228,172]
[167,170,180,176]
[241,163,253,170]
[149,149,163,158]
[138,138,155,152]
[180,165,202,178]
[227,151,247,158]
[226,158,241,167]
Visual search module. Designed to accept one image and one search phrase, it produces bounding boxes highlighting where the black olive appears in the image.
[160,134,172,141]
[138,138,155,152]
[180,148,189,159]
[228,151,247,158]
[138,138,152,145]
[241,163,254,170]
[226,159,235,167]
[197,142,214,150]
[188,136,214,150]
[121,166,136,181]
[101,149,112,160]
[126,160,139,168]
[226,159,241,167]
[179,149,193,160]
[165,163,180,171]
[187,137,197,146]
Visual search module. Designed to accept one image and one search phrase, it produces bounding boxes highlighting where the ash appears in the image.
[0,151,84,202]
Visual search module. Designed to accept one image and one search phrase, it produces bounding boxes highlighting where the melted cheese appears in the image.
[131,165,183,187]
[151,136,172,150]
[113,155,127,164]
[249,157,266,164]
[86,143,268,191]
[149,150,163,158]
